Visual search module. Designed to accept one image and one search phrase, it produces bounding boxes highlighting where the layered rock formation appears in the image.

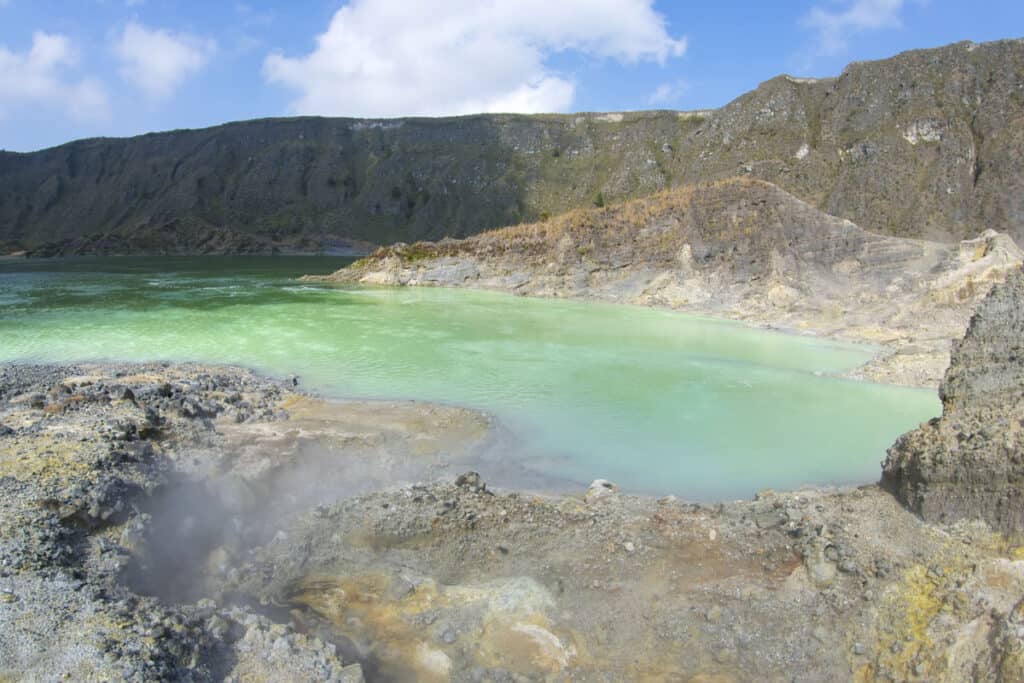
[2,38,1023,253]
[311,178,1023,386]
[883,267,1024,533]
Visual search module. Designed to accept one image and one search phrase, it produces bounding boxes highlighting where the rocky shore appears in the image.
[2,268,1023,682]
[308,179,1024,389]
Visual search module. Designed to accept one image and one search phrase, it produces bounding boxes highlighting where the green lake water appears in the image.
[0,256,939,499]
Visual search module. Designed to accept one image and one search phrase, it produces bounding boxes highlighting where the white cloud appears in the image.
[264,0,686,118]
[0,31,110,121]
[648,79,688,106]
[803,0,910,56]
[114,21,216,100]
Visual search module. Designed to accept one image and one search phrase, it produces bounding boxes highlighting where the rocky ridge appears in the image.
[3,38,1024,254]
[310,177,1024,387]
[883,267,1024,533]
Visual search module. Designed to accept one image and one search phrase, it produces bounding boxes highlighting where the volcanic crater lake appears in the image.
[0,256,939,499]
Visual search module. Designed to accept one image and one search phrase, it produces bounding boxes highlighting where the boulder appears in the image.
[882,267,1024,533]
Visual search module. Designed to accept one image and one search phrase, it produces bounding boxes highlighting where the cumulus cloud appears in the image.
[264,0,686,117]
[803,0,910,55]
[0,31,110,121]
[114,21,216,100]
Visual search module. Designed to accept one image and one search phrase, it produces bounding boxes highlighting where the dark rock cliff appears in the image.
[1,38,1022,254]
[882,267,1024,533]
[0,112,693,255]
[675,39,1024,244]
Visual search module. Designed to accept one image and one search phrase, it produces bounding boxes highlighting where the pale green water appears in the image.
[0,256,939,499]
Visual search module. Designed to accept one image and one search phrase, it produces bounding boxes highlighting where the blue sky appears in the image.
[0,0,1021,152]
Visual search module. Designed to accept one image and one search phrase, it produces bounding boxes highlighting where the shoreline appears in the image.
[2,359,1021,681]
[309,276,950,390]
[0,353,920,501]
[304,179,1024,392]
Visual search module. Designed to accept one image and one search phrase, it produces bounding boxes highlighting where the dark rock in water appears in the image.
[0,424,13,437]
[882,267,1024,533]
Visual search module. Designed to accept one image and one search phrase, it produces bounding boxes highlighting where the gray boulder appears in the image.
[882,267,1024,532]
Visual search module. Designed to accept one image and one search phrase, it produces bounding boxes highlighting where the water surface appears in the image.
[0,256,939,499]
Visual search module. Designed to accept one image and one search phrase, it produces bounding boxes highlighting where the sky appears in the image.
[0,0,1021,152]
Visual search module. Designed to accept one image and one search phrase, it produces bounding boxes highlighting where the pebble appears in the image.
[387,577,415,601]
[585,479,619,501]
[754,510,788,529]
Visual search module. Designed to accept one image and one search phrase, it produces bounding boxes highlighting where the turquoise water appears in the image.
[0,256,939,499]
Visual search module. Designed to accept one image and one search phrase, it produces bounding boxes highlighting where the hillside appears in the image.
[313,178,1023,387]
[1,38,1023,254]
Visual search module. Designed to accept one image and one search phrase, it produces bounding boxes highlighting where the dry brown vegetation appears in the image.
[373,177,780,265]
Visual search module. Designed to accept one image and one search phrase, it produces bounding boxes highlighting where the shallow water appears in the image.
[0,256,939,499]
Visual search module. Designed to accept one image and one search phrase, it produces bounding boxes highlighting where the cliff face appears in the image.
[675,39,1024,244]
[0,112,694,254]
[883,268,1024,533]
[1,38,1023,254]
[312,177,1023,386]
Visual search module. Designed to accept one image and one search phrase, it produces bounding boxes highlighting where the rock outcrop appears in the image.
[2,38,1024,253]
[312,177,1023,386]
[883,268,1024,533]
[3,361,1024,681]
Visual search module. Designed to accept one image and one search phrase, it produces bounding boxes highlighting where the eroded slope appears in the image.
[313,178,1023,386]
